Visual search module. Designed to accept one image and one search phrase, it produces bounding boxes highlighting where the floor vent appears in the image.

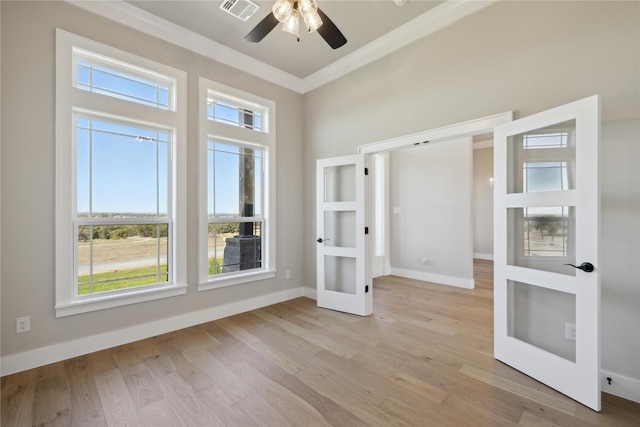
[219,0,260,22]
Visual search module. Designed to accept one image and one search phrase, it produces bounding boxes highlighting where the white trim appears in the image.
[1,287,307,376]
[473,139,494,150]
[67,0,303,92]
[56,284,188,317]
[199,270,276,291]
[358,112,513,155]
[390,268,475,290]
[66,0,498,94]
[601,370,640,404]
[198,78,277,291]
[55,30,188,317]
[473,252,494,261]
[303,287,318,300]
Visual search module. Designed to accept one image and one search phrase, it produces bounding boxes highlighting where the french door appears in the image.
[316,154,372,316]
[494,95,600,410]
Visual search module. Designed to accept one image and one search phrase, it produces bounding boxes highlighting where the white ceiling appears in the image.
[72,0,497,92]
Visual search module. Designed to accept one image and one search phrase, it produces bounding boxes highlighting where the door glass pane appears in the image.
[324,164,356,202]
[508,280,576,362]
[508,120,576,194]
[324,211,356,248]
[324,256,356,295]
[507,206,576,276]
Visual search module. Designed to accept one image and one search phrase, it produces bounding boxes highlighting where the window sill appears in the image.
[198,270,276,292]
[55,283,188,317]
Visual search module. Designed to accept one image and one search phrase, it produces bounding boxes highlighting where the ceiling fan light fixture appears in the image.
[299,0,317,14]
[303,9,323,32]
[282,10,300,39]
[272,0,293,23]
[245,0,344,48]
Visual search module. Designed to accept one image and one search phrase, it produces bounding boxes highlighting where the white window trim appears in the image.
[198,78,276,291]
[55,30,187,317]
[207,92,268,132]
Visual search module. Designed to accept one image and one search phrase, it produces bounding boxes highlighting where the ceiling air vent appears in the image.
[219,0,260,22]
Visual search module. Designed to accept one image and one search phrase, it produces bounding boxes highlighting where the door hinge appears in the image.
[364,226,369,234]
[365,285,369,293]
[364,167,369,175]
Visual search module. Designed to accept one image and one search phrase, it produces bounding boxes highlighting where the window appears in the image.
[74,48,173,110]
[207,95,265,131]
[56,30,187,316]
[199,78,276,290]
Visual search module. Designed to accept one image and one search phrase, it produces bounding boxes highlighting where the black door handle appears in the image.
[564,262,594,273]
[317,238,330,243]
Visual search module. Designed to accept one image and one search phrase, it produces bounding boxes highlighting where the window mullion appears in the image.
[88,119,93,218]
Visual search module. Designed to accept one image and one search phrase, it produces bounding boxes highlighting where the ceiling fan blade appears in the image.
[245,12,279,43]
[316,8,347,49]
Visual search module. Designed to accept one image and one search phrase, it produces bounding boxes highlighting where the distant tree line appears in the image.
[78,224,168,241]
[527,216,568,241]
[78,222,242,241]
[208,223,240,235]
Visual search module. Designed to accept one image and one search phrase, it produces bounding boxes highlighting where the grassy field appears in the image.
[78,265,168,294]
[78,234,234,263]
[78,234,232,294]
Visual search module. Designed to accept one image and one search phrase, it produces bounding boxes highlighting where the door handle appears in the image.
[564,262,594,273]
[316,238,330,243]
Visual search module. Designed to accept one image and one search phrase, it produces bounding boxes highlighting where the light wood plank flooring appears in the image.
[3,260,640,426]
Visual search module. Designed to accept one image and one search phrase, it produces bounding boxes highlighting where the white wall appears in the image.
[0,1,304,370]
[302,0,639,400]
[389,137,474,288]
[473,146,493,259]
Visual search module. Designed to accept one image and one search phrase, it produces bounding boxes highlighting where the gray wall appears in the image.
[302,0,639,382]
[389,138,473,282]
[1,1,304,358]
[473,146,494,258]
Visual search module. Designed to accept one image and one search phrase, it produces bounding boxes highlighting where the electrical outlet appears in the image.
[16,316,31,333]
[422,257,429,265]
[286,270,291,280]
[565,322,576,340]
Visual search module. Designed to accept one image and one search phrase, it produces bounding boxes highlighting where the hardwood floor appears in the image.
[3,260,640,426]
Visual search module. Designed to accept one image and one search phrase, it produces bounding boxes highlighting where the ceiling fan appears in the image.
[245,0,347,49]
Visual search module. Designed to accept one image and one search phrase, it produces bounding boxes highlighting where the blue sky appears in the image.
[76,63,262,217]
[76,117,259,216]
[76,117,168,214]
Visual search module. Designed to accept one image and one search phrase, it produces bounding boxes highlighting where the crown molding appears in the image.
[66,0,497,94]
[66,0,305,92]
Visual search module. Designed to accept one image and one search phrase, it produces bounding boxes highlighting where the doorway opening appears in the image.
[359,113,511,288]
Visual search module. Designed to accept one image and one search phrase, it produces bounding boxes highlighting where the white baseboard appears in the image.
[390,268,475,289]
[1,287,306,377]
[473,252,494,261]
[602,370,640,403]
[303,286,317,300]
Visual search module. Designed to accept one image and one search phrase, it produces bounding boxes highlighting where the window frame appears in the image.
[198,78,276,290]
[207,92,267,132]
[55,30,187,317]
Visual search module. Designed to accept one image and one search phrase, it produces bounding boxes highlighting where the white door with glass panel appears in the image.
[316,155,372,316]
[494,95,600,411]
